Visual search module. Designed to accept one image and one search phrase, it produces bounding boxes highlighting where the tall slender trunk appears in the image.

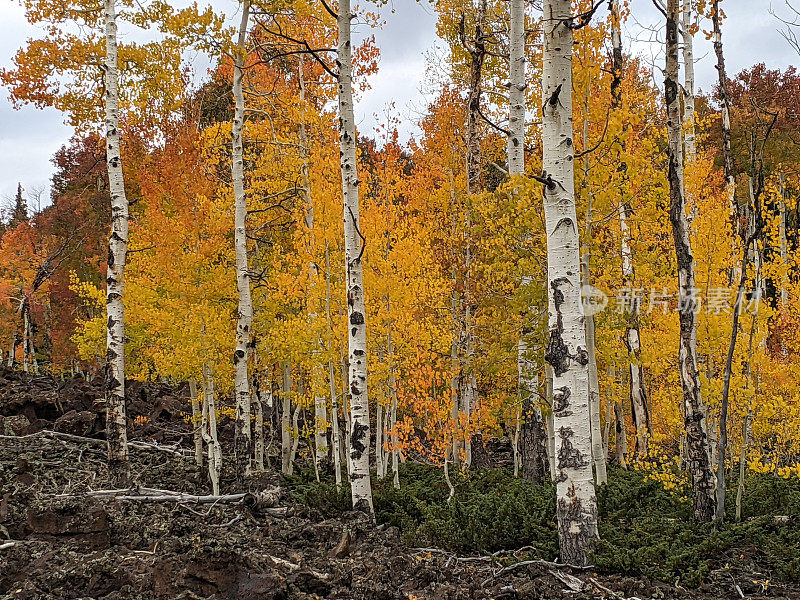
[666,0,715,523]
[610,0,650,459]
[735,310,757,521]
[713,0,744,523]
[542,0,598,566]
[681,0,696,162]
[519,358,547,483]
[509,0,547,483]
[253,371,265,471]
[580,99,607,484]
[338,0,373,515]
[375,393,384,477]
[104,0,129,486]
[298,58,328,471]
[22,304,30,374]
[281,364,292,474]
[779,174,788,307]
[325,242,343,487]
[461,0,489,469]
[231,0,253,483]
[189,377,203,467]
[545,365,556,481]
[390,374,400,489]
[201,363,222,496]
[508,0,525,174]
[329,360,342,487]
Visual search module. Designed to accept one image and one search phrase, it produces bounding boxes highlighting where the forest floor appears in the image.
[0,368,798,600]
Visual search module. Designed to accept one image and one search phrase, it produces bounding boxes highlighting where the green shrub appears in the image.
[287,463,800,586]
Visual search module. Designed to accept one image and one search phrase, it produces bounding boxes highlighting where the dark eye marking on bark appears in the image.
[557,426,588,469]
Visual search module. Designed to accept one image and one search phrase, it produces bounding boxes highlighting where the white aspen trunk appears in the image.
[449,171,462,469]
[542,0,598,565]
[580,109,606,485]
[281,364,292,474]
[513,407,521,478]
[390,372,400,489]
[545,365,556,481]
[507,0,525,174]
[288,405,300,475]
[201,363,222,496]
[461,0,488,470]
[231,0,252,482]
[619,205,650,457]
[451,280,461,468]
[342,357,351,475]
[338,0,373,514]
[611,0,650,460]
[104,0,129,486]
[254,377,265,471]
[329,361,343,487]
[189,377,203,467]
[681,0,696,162]
[375,397,384,478]
[7,338,14,367]
[779,174,788,306]
[22,306,29,374]
[667,0,715,523]
[298,57,328,471]
[325,242,343,487]
[712,1,735,222]
[613,397,627,467]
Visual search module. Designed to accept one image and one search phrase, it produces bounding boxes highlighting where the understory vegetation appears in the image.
[290,463,800,587]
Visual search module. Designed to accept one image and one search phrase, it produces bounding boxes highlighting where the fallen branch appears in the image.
[481,558,593,587]
[0,431,192,458]
[0,541,17,550]
[81,488,288,516]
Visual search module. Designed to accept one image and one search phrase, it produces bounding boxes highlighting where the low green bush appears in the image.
[287,463,800,586]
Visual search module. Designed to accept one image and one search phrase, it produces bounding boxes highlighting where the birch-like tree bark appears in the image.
[509,0,547,483]
[542,0,598,566]
[325,242,343,487]
[201,363,222,496]
[507,0,525,174]
[338,0,373,515]
[610,0,650,459]
[666,0,715,523]
[189,377,203,467]
[231,0,253,483]
[281,364,292,474]
[580,100,607,484]
[681,0,696,162]
[104,0,130,486]
[712,0,736,223]
[459,0,490,470]
[297,57,329,472]
[545,365,556,480]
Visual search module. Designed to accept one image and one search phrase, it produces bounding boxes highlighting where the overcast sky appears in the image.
[0,0,796,207]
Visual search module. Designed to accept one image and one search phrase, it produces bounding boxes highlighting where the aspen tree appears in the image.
[509,0,548,484]
[681,0,696,162]
[201,362,222,496]
[104,0,130,485]
[610,0,650,459]
[337,0,374,514]
[298,57,329,472]
[232,0,253,482]
[541,0,598,565]
[665,0,715,523]
[580,90,607,484]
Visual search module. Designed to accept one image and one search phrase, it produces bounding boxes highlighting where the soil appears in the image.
[0,368,795,599]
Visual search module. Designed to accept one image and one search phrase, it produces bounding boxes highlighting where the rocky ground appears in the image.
[0,368,796,599]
